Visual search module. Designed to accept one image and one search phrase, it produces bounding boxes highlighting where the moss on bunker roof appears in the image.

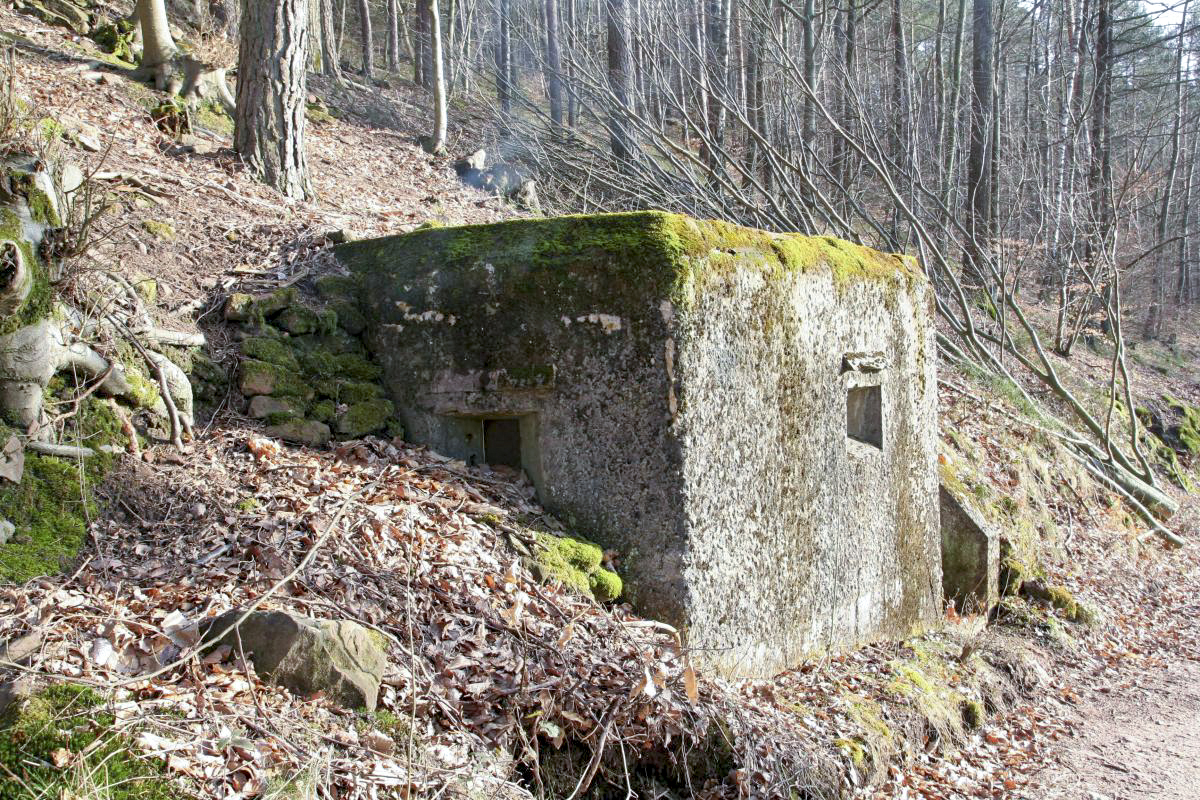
[335,211,921,305]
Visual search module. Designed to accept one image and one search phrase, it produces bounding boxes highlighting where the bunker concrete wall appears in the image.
[336,212,942,677]
[673,258,941,676]
[337,215,694,623]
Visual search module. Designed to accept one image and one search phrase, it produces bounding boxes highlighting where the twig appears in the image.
[563,706,617,800]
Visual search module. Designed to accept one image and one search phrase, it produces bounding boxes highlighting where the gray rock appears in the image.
[203,610,387,710]
[509,179,541,214]
[264,418,330,447]
[0,519,14,546]
[454,149,487,175]
[247,395,305,419]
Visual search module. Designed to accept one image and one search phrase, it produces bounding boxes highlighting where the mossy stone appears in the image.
[588,569,623,602]
[527,532,621,602]
[140,219,175,240]
[310,399,336,422]
[242,336,300,370]
[335,399,394,438]
[314,274,360,301]
[224,292,255,322]
[332,301,367,335]
[275,306,325,335]
[238,359,314,400]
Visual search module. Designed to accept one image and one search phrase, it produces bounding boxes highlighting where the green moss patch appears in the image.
[0,453,94,583]
[0,208,54,338]
[529,532,623,602]
[242,336,300,370]
[0,683,173,800]
[336,399,395,438]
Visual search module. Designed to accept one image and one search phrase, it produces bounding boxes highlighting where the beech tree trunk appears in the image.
[496,0,513,116]
[358,0,374,78]
[236,0,312,200]
[135,0,178,85]
[545,0,564,136]
[425,0,448,152]
[965,0,993,281]
[606,0,634,161]
[386,0,401,70]
[320,0,343,80]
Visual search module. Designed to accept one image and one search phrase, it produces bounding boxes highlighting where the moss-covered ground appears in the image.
[0,683,173,800]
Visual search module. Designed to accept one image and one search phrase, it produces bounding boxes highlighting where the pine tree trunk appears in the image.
[236,0,312,200]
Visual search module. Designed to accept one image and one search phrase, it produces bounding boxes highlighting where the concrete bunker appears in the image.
[335,211,942,677]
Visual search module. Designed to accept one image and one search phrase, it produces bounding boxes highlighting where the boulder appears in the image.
[247,395,305,419]
[203,610,387,710]
[454,149,488,175]
[238,359,313,399]
[939,484,999,614]
[509,179,541,214]
[335,398,394,438]
[264,418,330,447]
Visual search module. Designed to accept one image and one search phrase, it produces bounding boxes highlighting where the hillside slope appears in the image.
[0,5,1197,800]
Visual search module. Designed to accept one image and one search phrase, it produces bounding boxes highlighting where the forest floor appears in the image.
[1,4,1199,799]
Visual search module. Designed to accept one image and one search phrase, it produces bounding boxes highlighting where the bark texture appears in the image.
[136,0,177,70]
[235,0,312,201]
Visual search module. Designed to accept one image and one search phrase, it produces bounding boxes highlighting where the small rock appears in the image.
[202,610,387,710]
[509,179,541,214]
[0,519,14,545]
[190,503,206,518]
[264,418,331,447]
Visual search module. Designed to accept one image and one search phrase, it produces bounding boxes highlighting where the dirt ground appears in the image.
[1032,658,1200,800]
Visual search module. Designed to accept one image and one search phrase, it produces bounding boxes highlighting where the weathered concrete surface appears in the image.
[335,211,941,677]
[939,484,999,614]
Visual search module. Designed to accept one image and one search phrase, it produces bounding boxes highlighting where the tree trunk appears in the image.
[135,0,178,86]
[545,0,564,136]
[424,0,448,153]
[496,0,513,117]
[236,0,312,201]
[606,0,634,161]
[358,0,373,78]
[385,0,401,70]
[965,0,993,281]
[320,0,343,80]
